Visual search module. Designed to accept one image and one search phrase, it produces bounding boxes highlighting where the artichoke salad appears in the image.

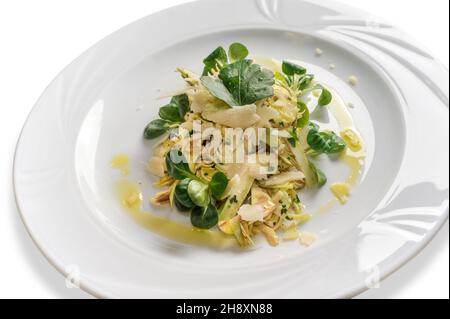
[144,43,351,247]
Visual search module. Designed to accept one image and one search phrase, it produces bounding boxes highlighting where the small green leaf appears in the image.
[274,72,288,83]
[187,180,210,207]
[316,168,327,187]
[143,119,170,139]
[202,60,275,107]
[159,104,182,122]
[296,101,310,128]
[307,126,346,154]
[191,204,219,229]
[200,76,238,107]
[165,149,198,180]
[228,43,249,61]
[218,60,275,106]
[174,179,196,209]
[144,94,190,140]
[308,121,320,130]
[299,74,314,91]
[202,46,228,76]
[210,172,228,198]
[282,61,307,76]
[174,196,193,212]
[287,128,299,147]
[170,94,190,118]
[310,162,327,187]
[318,88,332,106]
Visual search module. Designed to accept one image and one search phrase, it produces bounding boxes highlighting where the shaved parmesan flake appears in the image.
[348,75,359,86]
[238,204,265,222]
[202,104,260,128]
[299,232,317,247]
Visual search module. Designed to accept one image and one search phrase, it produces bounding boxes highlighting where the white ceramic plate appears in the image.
[14,0,449,298]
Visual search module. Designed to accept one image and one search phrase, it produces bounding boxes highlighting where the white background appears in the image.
[0,0,448,299]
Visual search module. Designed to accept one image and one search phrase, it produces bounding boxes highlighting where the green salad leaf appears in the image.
[166,151,225,230]
[316,168,327,187]
[144,94,190,140]
[218,60,275,106]
[201,45,274,107]
[287,128,299,147]
[201,58,277,108]
[296,101,310,128]
[174,179,196,209]
[165,149,200,181]
[174,196,193,212]
[187,180,210,207]
[274,71,287,83]
[310,162,327,187]
[318,88,332,106]
[202,46,228,76]
[282,61,307,76]
[191,204,219,229]
[170,94,190,118]
[210,172,229,198]
[143,119,171,139]
[308,121,319,130]
[299,74,314,91]
[228,43,249,61]
[201,59,275,107]
[200,76,239,106]
[159,104,182,122]
[279,61,333,107]
[307,125,346,154]
[279,61,316,97]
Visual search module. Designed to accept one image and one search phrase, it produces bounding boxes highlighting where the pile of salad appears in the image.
[144,43,348,246]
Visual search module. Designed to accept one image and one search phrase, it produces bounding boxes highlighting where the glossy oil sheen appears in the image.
[115,180,235,248]
[111,154,130,176]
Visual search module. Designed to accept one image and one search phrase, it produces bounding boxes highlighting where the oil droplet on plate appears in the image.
[111,154,130,176]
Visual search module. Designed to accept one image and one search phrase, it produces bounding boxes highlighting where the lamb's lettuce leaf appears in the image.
[202,46,228,76]
[201,60,275,107]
